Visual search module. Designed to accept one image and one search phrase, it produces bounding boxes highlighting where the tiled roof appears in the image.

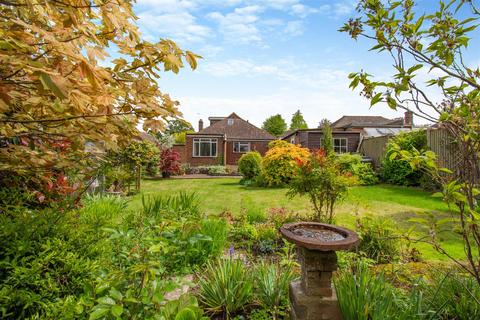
[331,115,405,128]
[195,113,275,140]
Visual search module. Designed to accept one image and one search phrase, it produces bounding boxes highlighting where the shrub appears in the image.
[261,142,310,186]
[198,258,253,318]
[351,162,378,185]
[334,262,397,320]
[268,140,289,149]
[337,152,363,172]
[382,130,427,186]
[356,216,399,264]
[287,150,351,223]
[338,153,378,185]
[140,192,227,273]
[160,148,181,178]
[0,206,120,318]
[104,165,134,192]
[238,151,262,180]
[206,165,228,175]
[254,262,295,319]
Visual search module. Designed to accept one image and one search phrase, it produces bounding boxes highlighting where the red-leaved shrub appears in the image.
[159,148,181,177]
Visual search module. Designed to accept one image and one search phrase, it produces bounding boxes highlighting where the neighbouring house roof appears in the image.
[331,115,406,129]
[281,130,294,139]
[192,113,275,140]
[362,127,412,138]
[282,128,361,140]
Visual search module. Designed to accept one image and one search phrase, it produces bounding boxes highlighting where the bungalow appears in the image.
[282,111,413,153]
[183,113,275,166]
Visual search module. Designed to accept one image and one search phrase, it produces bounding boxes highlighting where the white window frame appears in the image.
[333,138,348,154]
[227,119,234,125]
[193,138,218,157]
[233,141,251,153]
[290,137,295,144]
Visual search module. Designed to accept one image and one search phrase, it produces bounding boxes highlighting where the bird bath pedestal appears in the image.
[280,222,359,320]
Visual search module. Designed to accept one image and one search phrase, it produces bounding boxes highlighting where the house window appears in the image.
[333,138,348,154]
[227,119,234,125]
[233,141,250,153]
[290,137,295,144]
[193,138,217,157]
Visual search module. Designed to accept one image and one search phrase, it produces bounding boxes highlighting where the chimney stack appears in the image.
[198,119,203,131]
[404,111,413,127]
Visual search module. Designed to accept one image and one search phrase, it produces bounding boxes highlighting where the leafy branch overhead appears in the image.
[340,0,480,123]
[0,0,201,173]
[342,0,480,287]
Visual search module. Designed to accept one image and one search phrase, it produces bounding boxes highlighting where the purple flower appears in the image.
[229,245,235,257]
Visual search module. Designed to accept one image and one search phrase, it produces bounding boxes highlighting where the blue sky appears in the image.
[133,0,480,130]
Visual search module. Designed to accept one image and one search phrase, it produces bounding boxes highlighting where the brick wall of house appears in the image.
[225,140,270,165]
[185,135,225,166]
[172,144,186,163]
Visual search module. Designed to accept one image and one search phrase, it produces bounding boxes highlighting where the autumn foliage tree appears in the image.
[0,0,199,177]
[341,0,480,285]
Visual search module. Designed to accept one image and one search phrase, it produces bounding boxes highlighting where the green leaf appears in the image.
[37,72,66,99]
[89,307,109,320]
[387,96,397,110]
[109,288,123,301]
[414,15,425,32]
[407,64,423,74]
[445,51,453,66]
[111,305,124,317]
[97,297,115,305]
[175,308,197,320]
[439,167,452,174]
[370,93,383,106]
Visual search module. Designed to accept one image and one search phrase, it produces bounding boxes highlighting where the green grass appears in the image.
[129,178,463,262]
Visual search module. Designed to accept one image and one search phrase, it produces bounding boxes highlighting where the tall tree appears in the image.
[289,109,308,130]
[341,0,480,285]
[319,119,334,155]
[164,119,194,135]
[0,0,199,175]
[262,114,287,137]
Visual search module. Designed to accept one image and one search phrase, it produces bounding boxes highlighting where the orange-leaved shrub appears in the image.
[261,141,310,186]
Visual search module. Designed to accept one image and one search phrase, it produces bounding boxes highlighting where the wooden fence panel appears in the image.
[358,135,392,168]
[427,128,464,178]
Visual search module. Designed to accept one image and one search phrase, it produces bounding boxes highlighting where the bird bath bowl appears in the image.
[280,222,359,320]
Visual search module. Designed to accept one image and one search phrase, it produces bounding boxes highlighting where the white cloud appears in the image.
[291,3,318,18]
[202,58,354,90]
[207,6,265,44]
[284,20,304,36]
[137,11,211,44]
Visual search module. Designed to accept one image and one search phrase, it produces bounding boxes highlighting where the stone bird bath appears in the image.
[280,222,359,320]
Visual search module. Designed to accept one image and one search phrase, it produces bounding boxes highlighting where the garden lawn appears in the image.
[129,178,463,262]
